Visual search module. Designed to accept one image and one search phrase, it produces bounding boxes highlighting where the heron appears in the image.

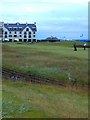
[68,73,77,86]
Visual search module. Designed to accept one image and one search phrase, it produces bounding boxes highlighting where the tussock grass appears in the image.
[2,79,88,118]
[0,81,2,119]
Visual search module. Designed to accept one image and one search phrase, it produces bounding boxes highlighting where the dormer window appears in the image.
[19,28,22,31]
[26,28,29,31]
[9,27,12,31]
[11,28,14,31]
[32,27,35,28]
[9,28,11,30]
[19,27,22,31]
[14,28,17,31]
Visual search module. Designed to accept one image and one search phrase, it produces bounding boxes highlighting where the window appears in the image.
[33,39,36,42]
[19,39,22,42]
[24,35,27,38]
[19,35,22,37]
[11,28,13,31]
[9,31,11,34]
[5,31,7,34]
[14,40,17,42]
[14,28,17,31]
[9,35,12,37]
[9,39,12,42]
[29,32,31,34]
[24,32,26,34]
[19,28,22,31]
[19,31,22,34]
[5,35,7,38]
[33,35,35,37]
[28,39,31,42]
[29,35,31,38]
[24,39,27,42]
[14,31,17,34]
[17,28,19,31]
[33,32,35,34]
[9,28,11,30]
[26,28,29,31]
[14,35,17,37]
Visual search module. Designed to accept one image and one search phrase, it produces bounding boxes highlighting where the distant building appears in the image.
[80,39,90,42]
[0,22,37,42]
[45,36,60,42]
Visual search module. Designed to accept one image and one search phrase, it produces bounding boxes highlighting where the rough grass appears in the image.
[2,79,88,118]
[2,42,89,118]
[0,81,2,119]
[0,42,2,119]
[2,42,88,85]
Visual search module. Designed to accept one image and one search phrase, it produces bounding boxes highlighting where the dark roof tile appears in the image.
[4,23,37,31]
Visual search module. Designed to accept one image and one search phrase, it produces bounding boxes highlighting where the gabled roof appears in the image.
[4,23,37,32]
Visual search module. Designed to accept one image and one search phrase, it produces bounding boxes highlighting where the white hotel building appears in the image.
[0,22,37,42]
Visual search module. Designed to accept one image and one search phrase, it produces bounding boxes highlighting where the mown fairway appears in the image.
[2,41,88,118]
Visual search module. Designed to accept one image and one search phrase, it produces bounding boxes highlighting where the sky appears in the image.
[0,0,89,40]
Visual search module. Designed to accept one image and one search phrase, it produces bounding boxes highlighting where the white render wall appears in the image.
[22,26,33,42]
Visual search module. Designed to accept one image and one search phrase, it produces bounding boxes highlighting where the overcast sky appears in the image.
[0,0,89,39]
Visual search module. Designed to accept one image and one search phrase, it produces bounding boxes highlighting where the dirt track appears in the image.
[2,67,65,87]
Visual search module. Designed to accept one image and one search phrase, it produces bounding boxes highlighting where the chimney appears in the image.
[16,22,20,25]
[7,22,9,25]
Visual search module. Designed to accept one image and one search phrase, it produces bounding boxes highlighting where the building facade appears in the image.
[0,22,3,41]
[1,22,37,42]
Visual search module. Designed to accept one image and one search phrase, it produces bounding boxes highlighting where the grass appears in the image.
[0,81,2,120]
[2,42,88,85]
[0,42,2,119]
[2,79,88,118]
[2,41,89,118]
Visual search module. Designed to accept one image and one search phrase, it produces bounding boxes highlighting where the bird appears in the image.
[68,73,77,86]
[10,75,18,80]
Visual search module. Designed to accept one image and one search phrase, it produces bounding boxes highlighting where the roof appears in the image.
[4,23,37,32]
[46,36,59,40]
